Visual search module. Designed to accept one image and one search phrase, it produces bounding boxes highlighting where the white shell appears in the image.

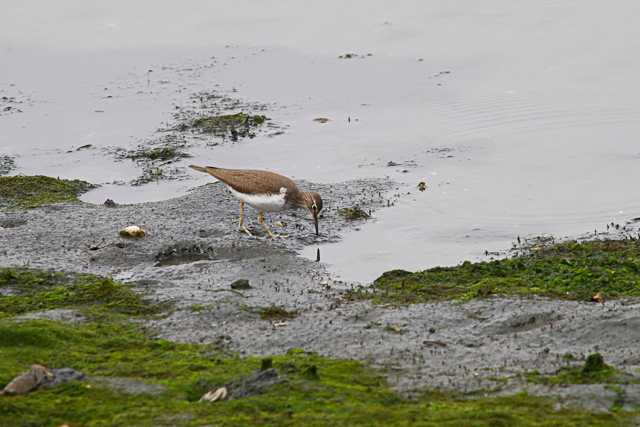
[200,386,228,402]
[119,225,146,238]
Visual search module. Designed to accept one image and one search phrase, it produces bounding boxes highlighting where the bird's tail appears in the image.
[189,164,217,174]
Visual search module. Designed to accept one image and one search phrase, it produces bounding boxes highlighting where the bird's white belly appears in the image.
[228,186,288,212]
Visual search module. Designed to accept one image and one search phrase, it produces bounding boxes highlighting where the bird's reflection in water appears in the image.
[315,248,321,262]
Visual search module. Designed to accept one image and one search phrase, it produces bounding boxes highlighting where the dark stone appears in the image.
[42,367,85,388]
[230,279,252,290]
[260,358,273,371]
[582,353,607,375]
[227,368,282,400]
[302,365,319,381]
[0,217,27,228]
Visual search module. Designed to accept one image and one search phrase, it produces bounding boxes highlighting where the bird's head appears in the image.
[302,192,323,235]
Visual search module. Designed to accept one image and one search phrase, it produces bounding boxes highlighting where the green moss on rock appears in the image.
[352,240,640,305]
[526,353,636,386]
[126,146,190,162]
[0,268,163,318]
[0,327,631,427]
[259,305,298,321]
[190,113,268,141]
[338,206,370,220]
[0,175,95,209]
[0,267,635,426]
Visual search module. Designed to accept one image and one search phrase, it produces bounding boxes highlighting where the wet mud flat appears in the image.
[2,179,640,416]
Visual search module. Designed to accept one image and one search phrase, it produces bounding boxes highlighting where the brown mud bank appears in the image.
[1,179,640,414]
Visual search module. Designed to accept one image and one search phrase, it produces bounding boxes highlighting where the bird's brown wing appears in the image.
[189,165,298,195]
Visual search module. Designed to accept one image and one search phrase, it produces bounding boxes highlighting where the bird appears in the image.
[189,165,323,237]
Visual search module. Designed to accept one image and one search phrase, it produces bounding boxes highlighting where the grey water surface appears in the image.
[3,1,640,281]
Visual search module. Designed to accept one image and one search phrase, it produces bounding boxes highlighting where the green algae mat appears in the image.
[0,263,638,426]
[0,175,95,209]
[351,240,640,305]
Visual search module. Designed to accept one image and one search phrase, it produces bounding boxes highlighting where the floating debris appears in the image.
[430,70,451,78]
[66,144,93,153]
[338,53,372,59]
[417,181,428,192]
[313,117,331,124]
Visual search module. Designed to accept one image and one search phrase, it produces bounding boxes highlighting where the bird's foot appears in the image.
[239,226,253,237]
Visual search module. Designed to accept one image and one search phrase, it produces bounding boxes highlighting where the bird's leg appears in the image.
[257,211,276,238]
[238,201,252,236]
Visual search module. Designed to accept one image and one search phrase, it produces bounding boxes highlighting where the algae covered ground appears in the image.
[0,176,95,209]
[1,268,634,426]
[525,353,639,387]
[189,112,268,141]
[353,240,640,305]
[1,180,639,424]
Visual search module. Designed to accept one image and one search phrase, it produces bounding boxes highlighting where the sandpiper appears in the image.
[189,165,323,237]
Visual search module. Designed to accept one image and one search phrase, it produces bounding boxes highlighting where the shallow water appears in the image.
[2,1,640,282]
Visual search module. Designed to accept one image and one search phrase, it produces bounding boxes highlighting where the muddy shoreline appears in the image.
[2,180,639,413]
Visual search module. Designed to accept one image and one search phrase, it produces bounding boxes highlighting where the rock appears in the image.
[1,365,84,395]
[44,368,85,387]
[104,199,117,208]
[260,358,273,371]
[582,353,607,376]
[1,364,52,395]
[230,279,251,290]
[196,368,283,402]
[226,368,282,400]
[0,217,27,228]
[302,365,319,381]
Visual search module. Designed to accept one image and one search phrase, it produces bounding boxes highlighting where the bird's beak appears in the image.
[313,211,319,235]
